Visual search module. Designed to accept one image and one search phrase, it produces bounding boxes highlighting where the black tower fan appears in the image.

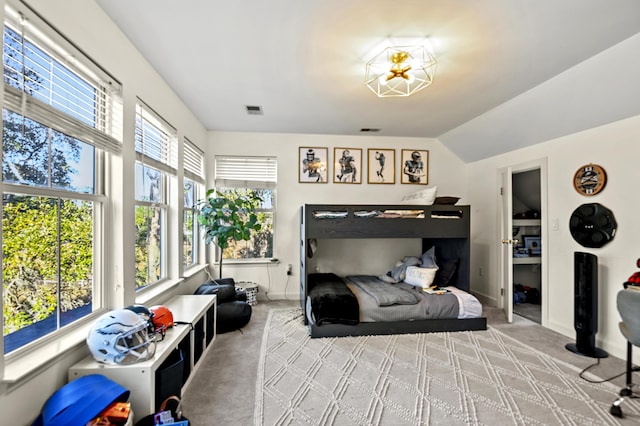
[565,252,608,358]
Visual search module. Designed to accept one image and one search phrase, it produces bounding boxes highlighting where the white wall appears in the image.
[0,1,208,424]
[467,114,640,362]
[205,131,469,298]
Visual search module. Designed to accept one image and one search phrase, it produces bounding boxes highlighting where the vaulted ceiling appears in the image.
[96,0,640,162]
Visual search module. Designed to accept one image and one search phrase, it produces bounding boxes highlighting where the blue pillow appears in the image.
[420,247,438,268]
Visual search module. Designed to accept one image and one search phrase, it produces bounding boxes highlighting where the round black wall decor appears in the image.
[569,203,617,248]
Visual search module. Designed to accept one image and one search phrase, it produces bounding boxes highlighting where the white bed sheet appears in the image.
[445,286,483,319]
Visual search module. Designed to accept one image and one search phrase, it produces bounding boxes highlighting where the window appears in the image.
[134,101,177,289]
[183,138,204,270]
[213,156,276,261]
[2,3,122,355]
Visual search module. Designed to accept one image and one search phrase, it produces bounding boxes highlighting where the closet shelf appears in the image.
[513,257,542,264]
[513,219,541,226]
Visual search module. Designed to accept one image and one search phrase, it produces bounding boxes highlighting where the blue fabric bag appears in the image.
[33,374,130,426]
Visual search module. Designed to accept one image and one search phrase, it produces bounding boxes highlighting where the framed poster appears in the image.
[299,147,328,183]
[333,148,362,184]
[367,149,395,184]
[523,235,542,256]
[401,149,429,184]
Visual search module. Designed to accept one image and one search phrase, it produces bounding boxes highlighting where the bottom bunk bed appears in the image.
[305,272,487,338]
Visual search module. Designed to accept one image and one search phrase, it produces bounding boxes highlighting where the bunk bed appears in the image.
[300,204,487,338]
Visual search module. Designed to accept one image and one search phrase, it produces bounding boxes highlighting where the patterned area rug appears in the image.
[254,308,640,425]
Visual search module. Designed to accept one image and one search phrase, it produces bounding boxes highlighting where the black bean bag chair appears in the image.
[195,278,248,303]
[216,301,252,334]
[195,278,252,333]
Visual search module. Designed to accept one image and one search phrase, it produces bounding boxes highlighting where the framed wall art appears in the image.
[299,147,328,183]
[401,149,429,184]
[367,149,395,184]
[523,235,542,256]
[333,148,362,184]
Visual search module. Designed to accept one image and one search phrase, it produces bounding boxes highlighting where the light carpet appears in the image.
[254,308,640,426]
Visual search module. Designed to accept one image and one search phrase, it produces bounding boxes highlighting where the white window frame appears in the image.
[134,100,177,291]
[183,137,204,271]
[213,155,277,264]
[1,0,122,380]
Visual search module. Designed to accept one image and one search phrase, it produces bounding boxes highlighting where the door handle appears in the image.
[502,239,511,244]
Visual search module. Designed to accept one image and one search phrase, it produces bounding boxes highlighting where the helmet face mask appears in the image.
[87,309,156,365]
[113,321,156,363]
[125,304,156,337]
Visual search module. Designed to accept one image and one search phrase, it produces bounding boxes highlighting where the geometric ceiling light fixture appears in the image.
[365,43,438,97]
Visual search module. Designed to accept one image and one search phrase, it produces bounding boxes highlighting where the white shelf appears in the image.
[513,257,542,264]
[513,219,541,226]
[69,294,216,420]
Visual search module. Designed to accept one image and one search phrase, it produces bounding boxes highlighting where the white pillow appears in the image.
[401,186,437,205]
[404,266,438,288]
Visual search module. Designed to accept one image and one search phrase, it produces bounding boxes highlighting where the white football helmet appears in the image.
[87,309,156,364]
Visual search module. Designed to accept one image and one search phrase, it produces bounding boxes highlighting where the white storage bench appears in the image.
[69,294,216,420]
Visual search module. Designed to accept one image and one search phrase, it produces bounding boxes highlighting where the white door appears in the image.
[499,158,548,326]
[500,167,514,323]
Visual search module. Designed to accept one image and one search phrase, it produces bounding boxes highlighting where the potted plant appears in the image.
[197,188,262,278]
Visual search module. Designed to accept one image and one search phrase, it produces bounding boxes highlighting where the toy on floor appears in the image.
[623,258,640,288]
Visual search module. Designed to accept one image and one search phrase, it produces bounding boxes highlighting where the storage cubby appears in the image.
[69,294,216,420]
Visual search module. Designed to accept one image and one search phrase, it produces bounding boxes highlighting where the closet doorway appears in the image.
[499,159,548,326]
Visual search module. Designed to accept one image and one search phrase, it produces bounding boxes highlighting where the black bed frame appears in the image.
[300,204,487,338]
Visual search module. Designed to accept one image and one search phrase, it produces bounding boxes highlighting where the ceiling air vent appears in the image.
[245,105,263,115]
[360,128,381,133]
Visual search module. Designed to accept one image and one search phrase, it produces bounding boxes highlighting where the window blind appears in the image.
[135,101,178,175]
[214,156,277,189]
[184,138,205,184]
[3,4,123,153]
[4,85,122,154]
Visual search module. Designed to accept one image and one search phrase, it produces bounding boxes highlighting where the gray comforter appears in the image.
[346,275,459,322]
[347,275,420,306]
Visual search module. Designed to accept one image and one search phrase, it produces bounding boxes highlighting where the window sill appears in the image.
[135,278,182,306]
[2,279,186,386]
[183,263,208,279]
[2,319,93,385]
[216,259,280,266]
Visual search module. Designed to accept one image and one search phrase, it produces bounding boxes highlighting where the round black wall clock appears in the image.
[573,164,607,196]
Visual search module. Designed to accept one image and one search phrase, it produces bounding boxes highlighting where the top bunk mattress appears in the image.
[344,275,483,322]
